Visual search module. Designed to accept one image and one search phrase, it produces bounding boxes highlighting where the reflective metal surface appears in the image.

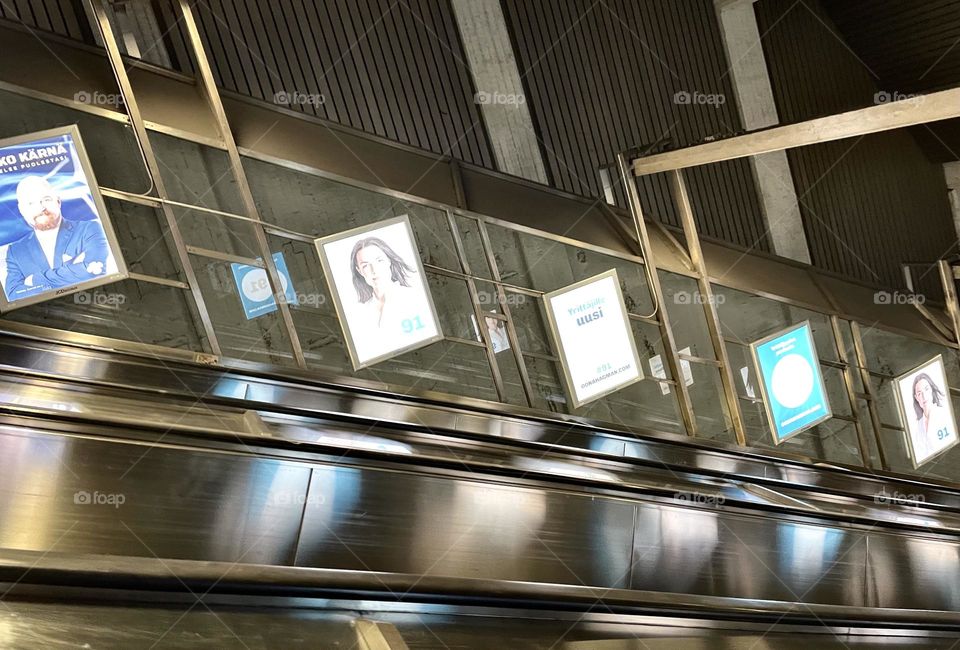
[0,345,959,619]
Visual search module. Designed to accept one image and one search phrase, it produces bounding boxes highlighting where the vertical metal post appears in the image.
[938,260,960,345]
[668,169,747,445]
[476,219,537,408]
[87,0,221,358]
[616,154,698,437]
[177,0,306,368]
[831,315,874,468]
[447,211,506,402]
[850,321,890,470]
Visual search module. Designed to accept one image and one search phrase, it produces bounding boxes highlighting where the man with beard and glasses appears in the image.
[4,175,109,299]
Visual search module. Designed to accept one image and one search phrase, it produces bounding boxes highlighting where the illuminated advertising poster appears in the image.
[230,252,299,320]
[543,269,643,409]
[751,321,832,443]
[893,355,959,468]
[0,126,126,310]
[315,215,442,369]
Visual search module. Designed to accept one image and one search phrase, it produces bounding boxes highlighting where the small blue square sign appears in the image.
[751,321,832,443]
[231,252,298,320]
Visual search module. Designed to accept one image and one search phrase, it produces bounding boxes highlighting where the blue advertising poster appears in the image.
[0,126,126,309]
[751,321,832,443]
[231,252,298,320]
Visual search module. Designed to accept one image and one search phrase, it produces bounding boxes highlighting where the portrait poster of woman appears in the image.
[315,215,443,369]
[893,355,960,468]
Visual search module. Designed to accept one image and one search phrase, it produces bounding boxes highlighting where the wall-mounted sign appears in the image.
[0,125,126,310]
[315,215,442,369]
[230,251,298,320]
[543,269,643,409]
[893,355,959,468]
[751,321,831,443]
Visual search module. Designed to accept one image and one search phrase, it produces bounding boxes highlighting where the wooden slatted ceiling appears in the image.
[500,0,770,252]
[756,0,957,291]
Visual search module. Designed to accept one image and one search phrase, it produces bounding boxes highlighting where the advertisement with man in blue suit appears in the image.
[0,126,126,309]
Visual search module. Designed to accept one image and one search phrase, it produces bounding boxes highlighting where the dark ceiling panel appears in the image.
[820,0,960,163]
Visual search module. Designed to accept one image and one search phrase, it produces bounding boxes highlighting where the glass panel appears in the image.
[491,344,527,408]
[686,362,735,443]
[739,397,770,446]
[107,198,183,282]
[149,132,244,214]
[583,378,684,435]
[510,290,553,357]
[857,399,882,469]
[524,355,567,414]
[660,271,714,359]
[870,375,903,427]
[265,236,350,375]
[455,215,492,279]
[802,419,863,466]
[823,366,851,417]
[176,208,261,259]
[725,340,759,399]
[3,278,203,350]
[358,340,497,402]
[242,157,460,272]
[189,254,295,366]
[0,90,150,193]
[713,285,837,361]
[473,280,506,315]
[483,223,654,315]
[858,327,960,386]
[427,272,475,341]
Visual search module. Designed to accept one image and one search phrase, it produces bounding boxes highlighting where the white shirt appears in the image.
[35,225,59,269]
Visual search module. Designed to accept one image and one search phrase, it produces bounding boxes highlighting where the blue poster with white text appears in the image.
[752,322,832,443]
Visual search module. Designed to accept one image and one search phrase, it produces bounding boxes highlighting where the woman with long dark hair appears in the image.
[349,236,425,332]
[912,372,950,436]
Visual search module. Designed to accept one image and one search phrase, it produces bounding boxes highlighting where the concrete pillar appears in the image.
[946,162,960,242]
[450,0,549,185]
[715,0,811,264]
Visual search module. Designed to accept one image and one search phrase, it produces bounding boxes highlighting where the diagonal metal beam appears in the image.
[632,86,960,176]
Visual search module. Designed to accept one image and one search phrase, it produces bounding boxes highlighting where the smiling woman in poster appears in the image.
[911,372,954,452]
[350,236,431,341]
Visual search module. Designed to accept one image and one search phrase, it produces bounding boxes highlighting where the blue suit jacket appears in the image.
[4,217,110,299]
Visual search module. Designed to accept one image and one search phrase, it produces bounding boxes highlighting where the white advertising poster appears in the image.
[893,355,959,468]
[543,269,643,409]
[315,215,443,369]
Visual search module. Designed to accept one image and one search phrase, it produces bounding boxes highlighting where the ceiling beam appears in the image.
[632,86,960,176]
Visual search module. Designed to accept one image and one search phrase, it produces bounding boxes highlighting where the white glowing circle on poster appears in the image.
[771,353,815,409]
